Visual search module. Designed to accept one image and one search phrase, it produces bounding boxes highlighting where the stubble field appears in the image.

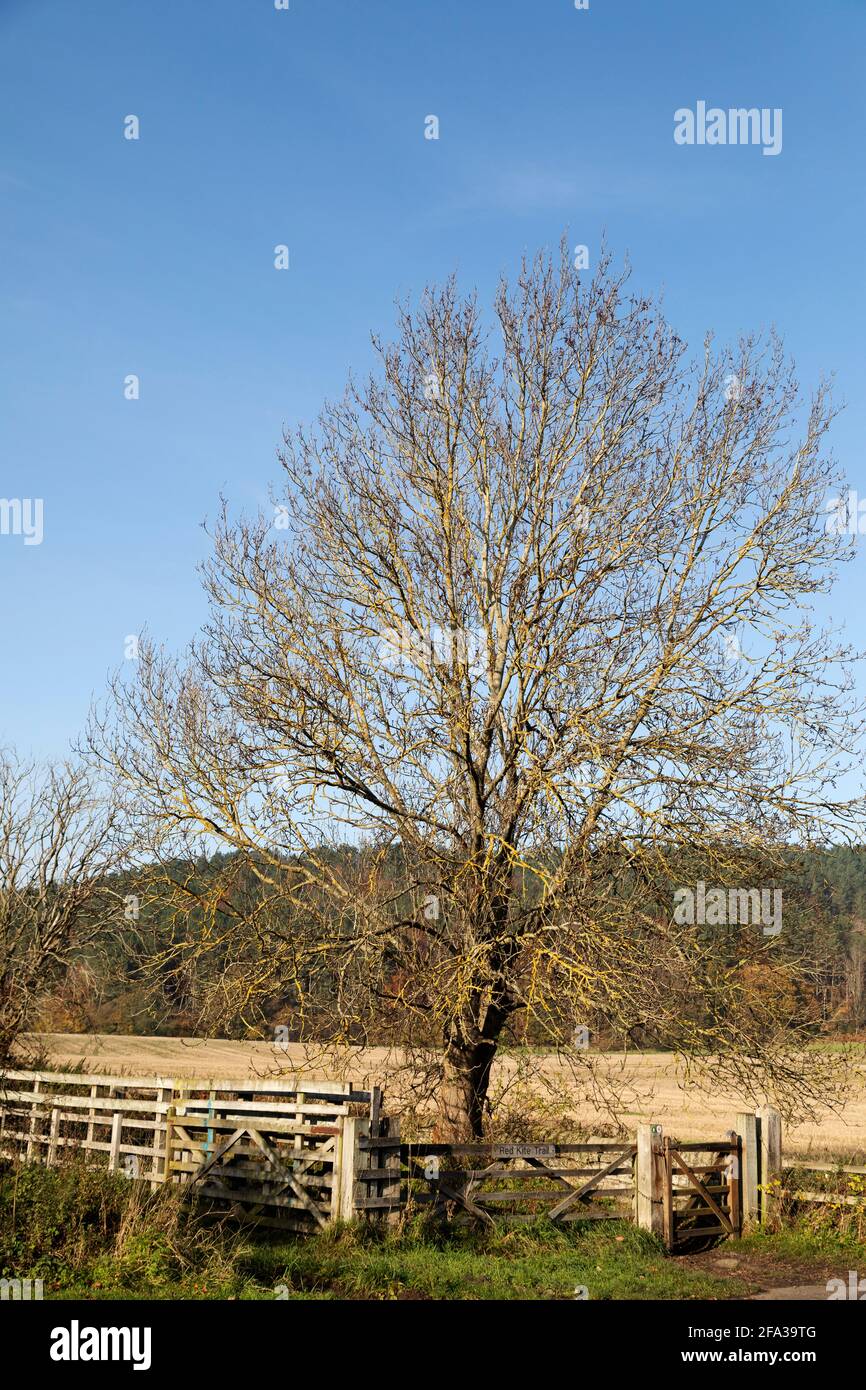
[25,1032,866,1159]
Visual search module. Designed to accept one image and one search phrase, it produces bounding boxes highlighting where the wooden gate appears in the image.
[0,1068,382,1235]
[661,1133,742,1251]
[168,1080,383,1232]
[391,1141,636,1225]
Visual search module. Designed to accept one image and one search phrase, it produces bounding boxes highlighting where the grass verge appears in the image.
[2,1159,863,1301]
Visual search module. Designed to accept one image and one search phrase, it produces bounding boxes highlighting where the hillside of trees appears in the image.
[34,843,866,1047]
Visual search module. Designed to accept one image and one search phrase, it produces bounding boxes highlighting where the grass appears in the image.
[0,1158,744,1301]
[40,1221,751,1302]
[230,1218,747,1301]
[4,1158,865,1301]
[736,1223,866,1264]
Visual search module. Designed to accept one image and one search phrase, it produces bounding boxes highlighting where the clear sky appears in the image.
[1,0,865,762]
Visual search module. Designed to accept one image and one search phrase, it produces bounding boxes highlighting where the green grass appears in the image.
[736,1221,866,1264]
[228,1219,748,1301]
[47,1221,749,1302]
[0,1161,747,1300]
[5,1159,865,1301]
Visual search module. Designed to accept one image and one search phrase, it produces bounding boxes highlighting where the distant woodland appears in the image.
[37,843,866,1048]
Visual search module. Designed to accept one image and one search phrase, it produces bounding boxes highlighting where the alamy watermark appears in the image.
[674,881,782,936]
[825,489,866,536]
[50,1322,151,1371]
[0,1277,43,1300]
[375,619,485,678]
[674,102,782,157]
[0,497,43,545]
[827,1271,866,1300]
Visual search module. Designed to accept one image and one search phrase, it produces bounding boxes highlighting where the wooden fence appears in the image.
[778,1157,866,1214]
[0,1068,384,1234]
[661,1134,741,1250]
[2,1071,829,1248]
[363,1140,638,1226]
[0,1069,171,1178]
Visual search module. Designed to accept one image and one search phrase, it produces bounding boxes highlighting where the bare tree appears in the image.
[0,749,133,1064]
[93,246,864,1136]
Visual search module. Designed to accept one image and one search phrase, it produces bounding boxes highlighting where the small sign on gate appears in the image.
[492,1144,556,1159]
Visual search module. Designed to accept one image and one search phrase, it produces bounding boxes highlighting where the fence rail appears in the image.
[0,1071,807,1248]
[780,1158,866,1211]
[661,1134,742,1250]
[387,1141,637,1225]
[0,1068,381,1233]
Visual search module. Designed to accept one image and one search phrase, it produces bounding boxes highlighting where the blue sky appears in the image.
[1,0,865,761]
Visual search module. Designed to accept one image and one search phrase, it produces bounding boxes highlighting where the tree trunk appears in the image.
[437,1034,497,1140]
[0,978,25,1066]
[436,891,515,1139]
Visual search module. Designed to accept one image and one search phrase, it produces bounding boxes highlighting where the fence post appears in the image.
[330,1118,345,1224]
[635,1123,664,1238]
[47,1107,60,1166]
[337,1115,370,1223]
[160,1086,174,1187]
[383,1116,402,1226]
[109,1111,122,1172]
[757,1106,782,1224]
[736,1111,760,1227]
[85,1084,98,1156]
[365,1086,383,1211]
[172,1080,189,1177]
[369,1085,382,1138]
[728,1130,742,1237]
[26,1079,41,1160]
[662,1136,674,1249]
[293,1090,306,1160]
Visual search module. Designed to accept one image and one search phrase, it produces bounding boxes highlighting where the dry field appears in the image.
[24,1032,866,1159]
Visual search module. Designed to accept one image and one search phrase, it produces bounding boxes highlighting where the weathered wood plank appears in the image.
[176,1098,351,1117]
[0,1089,171,1115]
[672,1141,737,1154]
[470,1187,631,1204]
[737,1112,759,1226]
[352,1197,404,1210]
[785,1189,866,1207]
[1,1069,175,1090]
[548,1147,636,1221]
[195,1181,330,1213]
[670,1149,734,1235]
[790,1161,866,1176]
[672,1222,730,1237]
[172,1114,341,1136]
[382,1141,636,1155]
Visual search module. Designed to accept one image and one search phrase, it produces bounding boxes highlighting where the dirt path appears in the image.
[683,1249,845,1300]
[749,1287,832,1300]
